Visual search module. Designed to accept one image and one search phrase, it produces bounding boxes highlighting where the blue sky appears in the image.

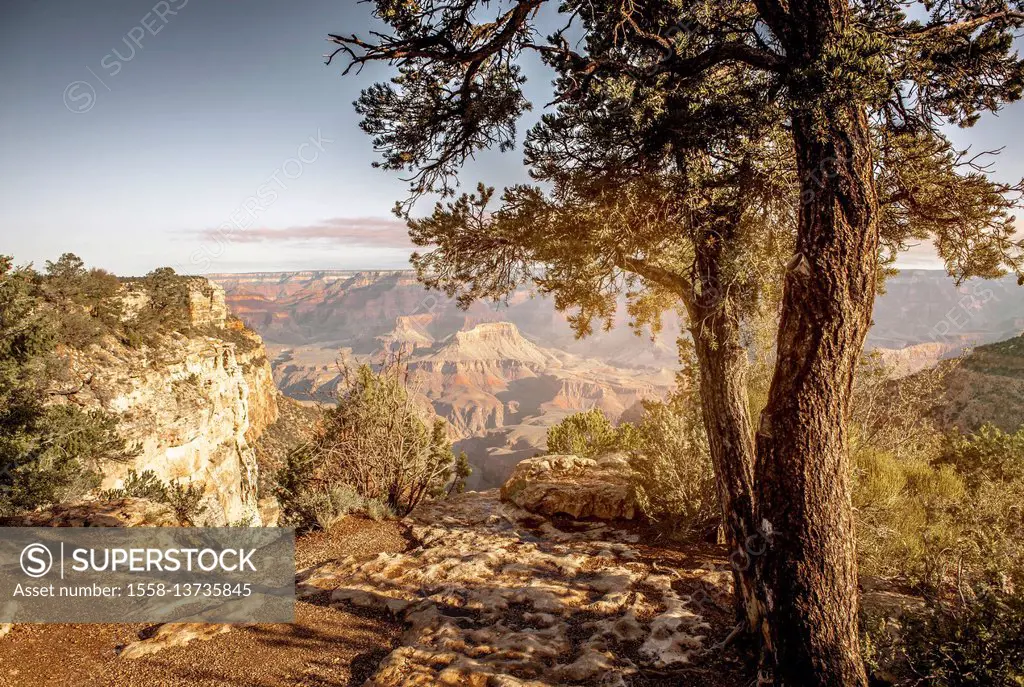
[1,1,1022,275]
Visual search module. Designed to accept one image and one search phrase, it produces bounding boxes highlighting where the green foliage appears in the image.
[546,408,631,458]
[937,424,1024,490]
[629,395,719,541]
[99,469,208,526]
[852,361,1024,595]
[0,255,141,516]
[100,469,170,502]
[276,451,397,531]
[545,394,717,540]
[853,446,968,591]
[165,480,208,527]
[41,253,123,349]
[276,362,459,527]
[448,451,472,496]
[122,267,192,345]
[364,497,397,522]
[853,363,1024,684]
[896,590,1024,687]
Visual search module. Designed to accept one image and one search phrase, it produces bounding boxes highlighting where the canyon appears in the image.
[210,269,1024,488]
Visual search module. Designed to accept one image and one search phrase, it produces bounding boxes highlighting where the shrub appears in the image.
[2,405,134,515]
[277,451,397,531]
[544,397,717,540]
[275,362,461,527]
[138,267,191,331]
[166,480,208,526]
[447,451,472,496]
[99,468,169,502]
[100,469,207,526]
[0,254,138,516]
[41,254,123,349]
[364,497,397,522]
[629,396,719,540]
[937,424,1024,490]
[853,446,968,591]
[546,408,629,457]
[893,590,1024,687]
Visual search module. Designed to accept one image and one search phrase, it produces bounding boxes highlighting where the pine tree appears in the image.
[327,3,1024,683]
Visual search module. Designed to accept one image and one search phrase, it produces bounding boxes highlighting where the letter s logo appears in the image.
[20,543,53,578]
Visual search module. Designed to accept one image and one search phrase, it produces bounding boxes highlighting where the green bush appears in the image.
[2,405,134,516]
[364,497,397,522]
[447,451,472,496]
[41,253,123,349]
[853,421,1024,596]
[100,469,170,501]
[121,267,193,346]
[277,451,398,531]
[853,446,967,591]
[546,408,631,457]
[275,362,463,528]
[543,398,717,540]
[854,364,1024,684]
[893,590,1024,687]
[628,397,719,540]
[100,469,207,526]
[937,423,1024,490]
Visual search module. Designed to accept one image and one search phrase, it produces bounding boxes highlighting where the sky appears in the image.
[1,1,1022,275]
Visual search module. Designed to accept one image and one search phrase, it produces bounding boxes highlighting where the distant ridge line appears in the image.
[206,269,415,278]
[205,268,954,279]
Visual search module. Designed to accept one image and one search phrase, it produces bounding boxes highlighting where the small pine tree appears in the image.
[546,408,624,458]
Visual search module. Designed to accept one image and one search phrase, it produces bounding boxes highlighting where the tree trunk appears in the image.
[751,54,876,687]
[743,0,879,681]
[689,296,764,636]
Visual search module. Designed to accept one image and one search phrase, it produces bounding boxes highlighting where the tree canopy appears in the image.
[328,2,1024,684]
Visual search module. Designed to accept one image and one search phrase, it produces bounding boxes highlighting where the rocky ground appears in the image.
[0,487,751,686]
[301,490,747,686]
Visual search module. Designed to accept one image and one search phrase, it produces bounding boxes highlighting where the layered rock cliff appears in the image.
[55,279,278,525]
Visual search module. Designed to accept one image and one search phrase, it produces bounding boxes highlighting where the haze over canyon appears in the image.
[209,269,1024,489]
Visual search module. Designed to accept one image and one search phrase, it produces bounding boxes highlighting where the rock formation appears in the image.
[54,279,279,525]
[501,454,639,521]
[1,498,179,527]
[211,269,1024,492]
[298,490,729,686]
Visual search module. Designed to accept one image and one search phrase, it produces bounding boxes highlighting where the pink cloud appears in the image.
[194,217,414,249]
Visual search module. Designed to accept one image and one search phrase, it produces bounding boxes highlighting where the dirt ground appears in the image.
[0,518,412,687]
[0,514,756,687]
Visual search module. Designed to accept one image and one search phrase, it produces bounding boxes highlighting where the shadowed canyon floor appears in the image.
[0,494,749,686]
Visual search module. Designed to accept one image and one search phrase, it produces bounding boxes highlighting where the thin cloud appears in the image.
[194,217,414,249]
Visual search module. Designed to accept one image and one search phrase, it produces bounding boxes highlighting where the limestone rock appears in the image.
[119,623,233,659]
[500,453,638,520]
[53,277,279,525]
[299,490,720,686]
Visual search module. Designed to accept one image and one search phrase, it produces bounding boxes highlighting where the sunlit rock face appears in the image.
[501,453,639,521]
[55,278,279,525]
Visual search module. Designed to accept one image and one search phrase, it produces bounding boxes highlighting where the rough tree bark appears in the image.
[688,295,764,635]
[751,1,877,684]
[622,231,765,635]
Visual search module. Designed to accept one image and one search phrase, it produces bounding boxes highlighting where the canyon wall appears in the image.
[57,279,278,524]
